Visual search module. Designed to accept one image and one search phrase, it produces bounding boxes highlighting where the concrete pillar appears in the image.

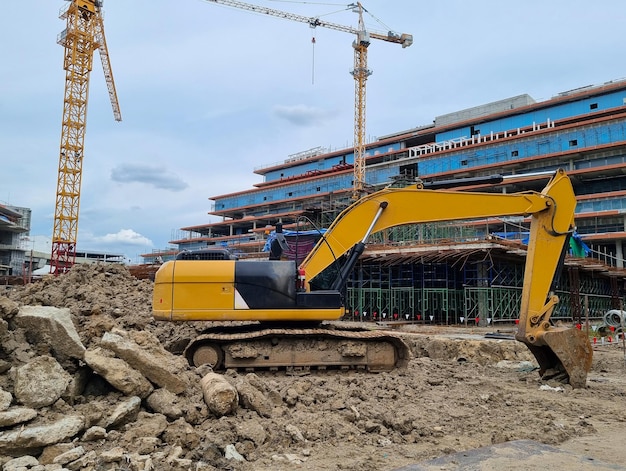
[477,262,490,326]
[616,240,624,269]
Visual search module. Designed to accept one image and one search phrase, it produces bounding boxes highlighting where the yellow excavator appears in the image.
[153,168,593,387]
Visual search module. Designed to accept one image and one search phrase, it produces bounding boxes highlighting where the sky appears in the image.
[1,0,625,263]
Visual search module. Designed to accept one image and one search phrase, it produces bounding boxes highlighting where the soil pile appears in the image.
[1,263,625,471]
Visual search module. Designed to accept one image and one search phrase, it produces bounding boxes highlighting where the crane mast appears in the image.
[351,3,371,200]
[51,0,121,274]
[203,0,412,199]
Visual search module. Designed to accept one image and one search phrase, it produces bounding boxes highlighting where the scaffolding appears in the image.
[345,251,625,324]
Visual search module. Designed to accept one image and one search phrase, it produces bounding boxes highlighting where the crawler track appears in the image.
[184,325,411,372]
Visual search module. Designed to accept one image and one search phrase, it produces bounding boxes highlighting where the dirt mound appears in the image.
[11,264,203,355]
[0,264,625,470]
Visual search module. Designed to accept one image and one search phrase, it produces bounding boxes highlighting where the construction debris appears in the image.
[0,264,625,470]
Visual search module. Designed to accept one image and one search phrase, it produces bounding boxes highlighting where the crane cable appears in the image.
[311,30,316,84]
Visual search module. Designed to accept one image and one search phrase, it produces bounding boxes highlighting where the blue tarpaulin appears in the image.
[569,231,590,257]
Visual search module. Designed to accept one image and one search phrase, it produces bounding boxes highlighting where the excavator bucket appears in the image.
[518,327,593,389]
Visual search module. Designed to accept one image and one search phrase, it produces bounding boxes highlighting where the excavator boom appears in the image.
[153,169,592,385]
[298,168,591,386]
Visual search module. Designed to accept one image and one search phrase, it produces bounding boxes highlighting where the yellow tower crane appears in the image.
[51,0,121,274]
[203,1,412,199]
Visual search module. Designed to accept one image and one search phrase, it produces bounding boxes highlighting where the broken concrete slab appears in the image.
[0,415,85,453]
[14,355,72,408]
[84,347,153,398]
[0,407,37,428]
[99,396,142,430]
[15,306,86,360]
[100,330,187,394]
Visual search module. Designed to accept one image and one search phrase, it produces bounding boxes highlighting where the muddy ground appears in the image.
[2,263,626,470]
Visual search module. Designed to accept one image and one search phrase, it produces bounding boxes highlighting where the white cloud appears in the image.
[97,229,152,247]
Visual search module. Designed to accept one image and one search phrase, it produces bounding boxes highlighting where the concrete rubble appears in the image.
[0,265,274,470]
[0,292,256,470]
[0,263,625,471]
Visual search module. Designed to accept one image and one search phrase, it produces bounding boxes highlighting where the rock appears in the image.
[132,436,160,454]
[101,330,187,394]
[0,319,8,346]
[0,388,12,412]
[39,443,76,465]
[285,453,306,464]
[0,407,37,428]
[15,306,86,360]
[64,367,91,402]
[0,415,84,453]
[377,437,392,447]
[14,356,72,408]
[145,388,183,419]
[1,455,39,471]
[200,373,238,416]
[224,444,245,461]
[83,348,153,398]
[0,296,19,319]
[272,452,308,464]
[65,450,97,471]
[161,418,200,449]
[235,378,272,418]
[236,419,266,446]
[125,452,158,470]
[99,446,126,463]
[52,446,85,465]
[235,439,255,459]
[284,388,298,407]
[168,457,194,469]
[285,424,306,442]
[121,412,168,440]
[81,426,106,441]
[166,445,184,461]
[100,396,141,430]
[496,360,536,370]
[364,420,380,433]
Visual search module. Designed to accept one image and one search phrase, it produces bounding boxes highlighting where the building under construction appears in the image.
[150,78,626,324]
[1,201,124,283]
[0,205,31,278]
